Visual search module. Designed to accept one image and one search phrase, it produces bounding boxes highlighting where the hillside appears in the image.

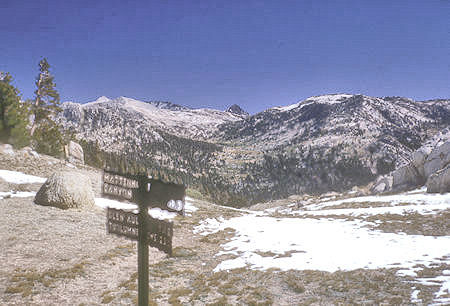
[1,149,449,305]
[59,94,450,207]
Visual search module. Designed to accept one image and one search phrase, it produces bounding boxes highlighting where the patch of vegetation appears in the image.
[100,243,135,261]
[172,246,197,258]
[254,251,278,258]
[186,188,206,200]
[6,261,88,297]
[365,210,450,236]
[168,287,192,305]
[118,272,138,291]
[188,268,274,304]
[100,290,114,304]
[149,259,174,278]
[284,272,305,293]
[238,286,274,305]
[207,295,229,305]
[199,227,236,244]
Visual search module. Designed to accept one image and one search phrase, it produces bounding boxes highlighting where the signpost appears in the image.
[102,170,185,306]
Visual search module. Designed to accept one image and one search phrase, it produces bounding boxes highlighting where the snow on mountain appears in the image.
[272,94,355,112]
[61,96,242,140]
[59,93,450,207]
[94,96,111,103]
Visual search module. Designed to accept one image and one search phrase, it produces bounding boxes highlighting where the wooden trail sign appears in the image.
[102,170,185,306]
[107,208,138,240]
[102,171,139,202]
[147,215,174,256]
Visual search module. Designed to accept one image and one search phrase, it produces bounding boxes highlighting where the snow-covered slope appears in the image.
[62,96,242,140]
[271,94,354,112]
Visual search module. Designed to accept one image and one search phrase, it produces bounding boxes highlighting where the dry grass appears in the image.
[172,246,197,258]
[100,243,135,261]
[168,287,193,305]
[199,227,236,244]
[5,261,88,297]
[366,209,450,236]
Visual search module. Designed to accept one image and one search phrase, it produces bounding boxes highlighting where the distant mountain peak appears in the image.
[94,96,111,103]
[226,104,249,117]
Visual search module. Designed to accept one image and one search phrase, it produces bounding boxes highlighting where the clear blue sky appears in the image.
[1,0,449,114]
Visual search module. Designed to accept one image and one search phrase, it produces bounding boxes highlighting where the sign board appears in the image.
[142,179,186,215]
[107,207,138,240]
[147,215,173,256]
[102,170,186,214]
[106,207,173,255]
[102,172,139,202]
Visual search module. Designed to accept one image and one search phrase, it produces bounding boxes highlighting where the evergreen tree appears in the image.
[31,58,64,156]
[0,72,30,147]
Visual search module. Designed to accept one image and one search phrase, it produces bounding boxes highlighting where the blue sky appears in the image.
[1,0,449,114]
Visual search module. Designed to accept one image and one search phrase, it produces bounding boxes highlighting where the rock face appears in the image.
[35,171,95,209]
[372,129,450,194]
[64,141,84,164]
[392,164,422,190]
[424,141,450,179]
[426,164,450,193]
[226,104,249,117]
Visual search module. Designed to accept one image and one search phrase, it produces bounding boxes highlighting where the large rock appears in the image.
[0,144,14,155]
[371,175,393,193]
[20,146,39,158]
[411,146,431,179]
[392,164,422,190]
[35,171,95,209]
[424,141,450,179]
[64,141,84,164]
[426,164,450,193]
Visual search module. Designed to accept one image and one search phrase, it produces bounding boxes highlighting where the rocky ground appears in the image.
[1,149,449,305]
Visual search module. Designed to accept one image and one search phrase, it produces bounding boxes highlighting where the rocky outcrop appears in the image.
[424,141,450,178]
[371,176,393,193]
[35,171,95,209]
[372,129,450,194]
[0,144,14,155]
[226,104,249,117]
[64,141,84,164]
[426,164,450,193]
[20,146,39,158]
[392,164,423,190]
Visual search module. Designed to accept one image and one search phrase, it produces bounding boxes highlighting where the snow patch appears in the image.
[94,197,137,211]
[0,170,46,184]
[195,215,450,274]
[148,207,177,220]
[272,94,354,112]
[0,191,36,199]
[95,197,184,220]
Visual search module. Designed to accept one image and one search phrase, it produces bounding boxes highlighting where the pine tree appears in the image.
[31,58,64,156]
[0,72,30,147]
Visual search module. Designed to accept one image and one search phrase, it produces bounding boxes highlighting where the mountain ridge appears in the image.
[59,93,450,206]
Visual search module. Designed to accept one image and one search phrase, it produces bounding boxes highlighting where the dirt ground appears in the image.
[0,150,445,305]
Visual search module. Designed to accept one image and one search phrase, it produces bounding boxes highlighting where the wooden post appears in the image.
[138,208,149,306]
[137,177,149,306]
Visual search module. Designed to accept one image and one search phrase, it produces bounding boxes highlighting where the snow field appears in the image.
[194,187,450,304]
[195,215,450,273]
